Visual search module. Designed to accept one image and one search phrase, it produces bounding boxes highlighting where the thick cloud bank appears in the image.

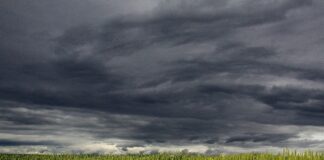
[1,0,324,154]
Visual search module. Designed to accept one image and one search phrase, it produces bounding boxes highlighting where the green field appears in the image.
[1,150,324,160]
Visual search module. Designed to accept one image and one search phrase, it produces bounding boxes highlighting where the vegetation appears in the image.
[1,150,324,160]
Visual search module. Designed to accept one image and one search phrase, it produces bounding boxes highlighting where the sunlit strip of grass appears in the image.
[1,150,324,160]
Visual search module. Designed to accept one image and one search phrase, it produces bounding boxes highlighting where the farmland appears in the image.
[1,150,324,160]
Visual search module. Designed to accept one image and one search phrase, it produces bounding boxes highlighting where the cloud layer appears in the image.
[1,0,324,154]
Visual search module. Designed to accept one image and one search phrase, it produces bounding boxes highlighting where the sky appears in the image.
[1,0,324,154]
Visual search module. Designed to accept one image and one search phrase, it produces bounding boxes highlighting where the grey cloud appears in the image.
[0,140,59,147]
[225,133,294,144]
[0,0,324,154]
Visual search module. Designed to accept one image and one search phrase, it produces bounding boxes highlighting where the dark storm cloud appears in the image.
[0,0,308,113]
[225,133,294,144]
[93,0,312,51]
[0,140,59,147]
[1,0,324,154]
[0,109,54,125]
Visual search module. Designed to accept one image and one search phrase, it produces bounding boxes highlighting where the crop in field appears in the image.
[1,150,324,160]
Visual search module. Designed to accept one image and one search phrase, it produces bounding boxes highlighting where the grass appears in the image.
[1,150,324,160]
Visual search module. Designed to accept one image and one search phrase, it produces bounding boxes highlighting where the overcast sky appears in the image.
[1,0,324,154]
